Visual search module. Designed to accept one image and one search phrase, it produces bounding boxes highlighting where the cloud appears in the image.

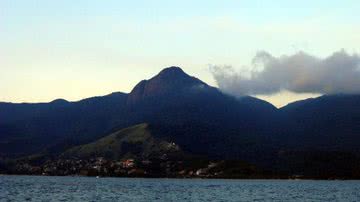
[210,50,360,96]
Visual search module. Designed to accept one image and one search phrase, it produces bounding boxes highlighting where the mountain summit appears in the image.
[155,66,189,79]
[127,66,208,104]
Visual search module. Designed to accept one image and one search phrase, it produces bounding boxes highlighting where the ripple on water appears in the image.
[1,176,360,201]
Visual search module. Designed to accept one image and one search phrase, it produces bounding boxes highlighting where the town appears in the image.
[3,157,272,179]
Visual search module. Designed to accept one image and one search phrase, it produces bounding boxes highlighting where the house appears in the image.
[121,159,135,168]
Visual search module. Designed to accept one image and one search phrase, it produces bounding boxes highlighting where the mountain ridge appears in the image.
[1,66,360,179]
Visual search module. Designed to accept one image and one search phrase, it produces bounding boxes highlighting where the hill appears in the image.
[62,123,184,160]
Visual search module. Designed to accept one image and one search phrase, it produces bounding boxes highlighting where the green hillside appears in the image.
[63,123,183,160]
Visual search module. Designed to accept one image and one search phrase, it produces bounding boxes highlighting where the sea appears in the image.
[0,175,359,201]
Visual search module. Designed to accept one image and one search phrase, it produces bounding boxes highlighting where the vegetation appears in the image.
[63,123,184,160]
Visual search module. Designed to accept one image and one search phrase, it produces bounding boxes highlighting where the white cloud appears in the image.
[210,50,360,96]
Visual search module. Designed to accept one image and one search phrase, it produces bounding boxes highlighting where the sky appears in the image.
[1,0,360,107]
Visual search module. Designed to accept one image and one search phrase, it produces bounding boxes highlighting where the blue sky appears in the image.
[1,0,359,106]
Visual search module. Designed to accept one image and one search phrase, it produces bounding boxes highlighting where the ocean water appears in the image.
[0,176,359,202]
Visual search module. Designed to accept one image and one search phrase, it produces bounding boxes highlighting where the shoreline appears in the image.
[1,173,356,181]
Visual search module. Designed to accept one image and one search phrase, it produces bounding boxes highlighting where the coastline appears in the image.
[1,173,355,180]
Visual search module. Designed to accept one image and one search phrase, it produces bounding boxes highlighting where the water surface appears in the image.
[1,175,359,201]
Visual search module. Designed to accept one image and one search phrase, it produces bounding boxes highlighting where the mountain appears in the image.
[127,66,208,104]
[278,94,360,151]
[1,66,360,178]
[0,66,276,159]
[0,92,129,157]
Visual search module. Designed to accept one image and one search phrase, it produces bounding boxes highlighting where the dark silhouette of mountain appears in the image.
[278,94,360,151]
[0,92,129,156]
[0,67,275,159]
[127,66,207,104]
[1,66,360,178]
[123,67,277,161]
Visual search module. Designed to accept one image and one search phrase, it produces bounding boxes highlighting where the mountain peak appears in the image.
[127,66,208,104]
[50,99,69,105]
[154,66,191,81]
[158,66,186,75]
